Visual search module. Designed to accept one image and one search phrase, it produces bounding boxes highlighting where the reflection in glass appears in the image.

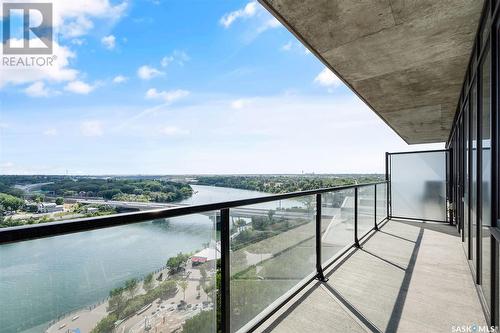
[471,79,477,267]
[480,48,491,307]
[358,186,375,238]
[0,215,217,333]
[464,107,470,256]
[321,189,354,264]
[376,183,387,225]
[229,197,315,332]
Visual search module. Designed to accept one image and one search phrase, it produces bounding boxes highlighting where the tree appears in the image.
[167,252,190,275]
[251,216,267,231]
[124,278,139,297]
[32,194,44,203]
[234,219,246,228]
[100,189,122,200]
[108,291,126,315]
[0,193,24,211]
[143,273,154,292]
[55,197,64,205]
[91,313,118,333]
[177,279,189,301]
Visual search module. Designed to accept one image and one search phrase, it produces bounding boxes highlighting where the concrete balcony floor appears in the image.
[256,219,486,333]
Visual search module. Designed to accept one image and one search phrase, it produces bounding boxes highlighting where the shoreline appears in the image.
[46,258,215,333]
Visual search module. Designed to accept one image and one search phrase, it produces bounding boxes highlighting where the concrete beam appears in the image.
[261,0,484,144]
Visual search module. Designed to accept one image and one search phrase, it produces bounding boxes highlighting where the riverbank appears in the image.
[46,258,215,333]
[0,185,302,333]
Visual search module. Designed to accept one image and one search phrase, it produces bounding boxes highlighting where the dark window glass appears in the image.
[471,79,477,268]
[480,47,491,307]
[464,106,469,255]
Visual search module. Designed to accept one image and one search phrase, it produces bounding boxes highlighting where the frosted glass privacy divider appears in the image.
[320,189,354,265]
[390,151,447,222]
[0,214,217,333]
[229,196,316,332]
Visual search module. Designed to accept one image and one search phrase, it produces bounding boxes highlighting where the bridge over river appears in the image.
[67,198,316,221]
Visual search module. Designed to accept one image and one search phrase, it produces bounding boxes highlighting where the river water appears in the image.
[0,185,303,333]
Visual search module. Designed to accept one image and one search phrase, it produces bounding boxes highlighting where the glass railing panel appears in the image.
[320,189,354,265]
[229,196,316,332]
[376,183,387,225]
[358,185,375,239]
[0,214,217,333]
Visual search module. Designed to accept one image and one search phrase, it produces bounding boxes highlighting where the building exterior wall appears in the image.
[447,0,499,326]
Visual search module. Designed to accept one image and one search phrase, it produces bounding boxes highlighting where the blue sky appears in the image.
[0,0,443,175]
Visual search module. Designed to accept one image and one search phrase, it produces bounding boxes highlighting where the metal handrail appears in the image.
[0,180,389,333]
[0,180,387,244]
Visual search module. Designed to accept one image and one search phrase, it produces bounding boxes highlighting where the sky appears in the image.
[0,0,443,175]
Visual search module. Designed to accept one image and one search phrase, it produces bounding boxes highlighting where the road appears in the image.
[68,198,187,211]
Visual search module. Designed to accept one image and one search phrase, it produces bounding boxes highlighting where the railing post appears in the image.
[374,184,378,231]
[386,152,391,219]
[220,208,230,333]
[315,193,328,282]
[354,187,360,247]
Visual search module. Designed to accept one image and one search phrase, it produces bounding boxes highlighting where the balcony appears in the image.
[255,218,485,333]
[0,150,487,333]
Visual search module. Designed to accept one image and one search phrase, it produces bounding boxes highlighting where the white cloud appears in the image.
[101,35,116,50]
[62,16,94,38]
[281,42,312,55]
[64,80,95,94]
[137,65,164,80]
[161,50,190,67]
[0,41,78,88]
[80,120,103,137]
[54,0,128,38]
[257,17,281,33]
[24,82,51,97]
[161,126,189,136]
[145,88,190,103]
[220,2,281,42]
[71,39,85,46]
[43,128,58,136]
[281,41,293,51]
[231,98,252,109]
[0,1,128,92]
[113,75,128,84]
[220,1,258,28]
[314,68,342,88]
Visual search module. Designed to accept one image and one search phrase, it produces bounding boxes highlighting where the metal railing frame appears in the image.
[0,180,389,333]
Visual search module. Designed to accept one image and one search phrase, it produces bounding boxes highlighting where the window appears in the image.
[480,46,491,307]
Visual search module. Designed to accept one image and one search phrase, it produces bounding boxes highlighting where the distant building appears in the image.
[37,203,64,213]
[85,207,99,214]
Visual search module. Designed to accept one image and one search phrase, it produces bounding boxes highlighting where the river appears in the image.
[0,185,303,333]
